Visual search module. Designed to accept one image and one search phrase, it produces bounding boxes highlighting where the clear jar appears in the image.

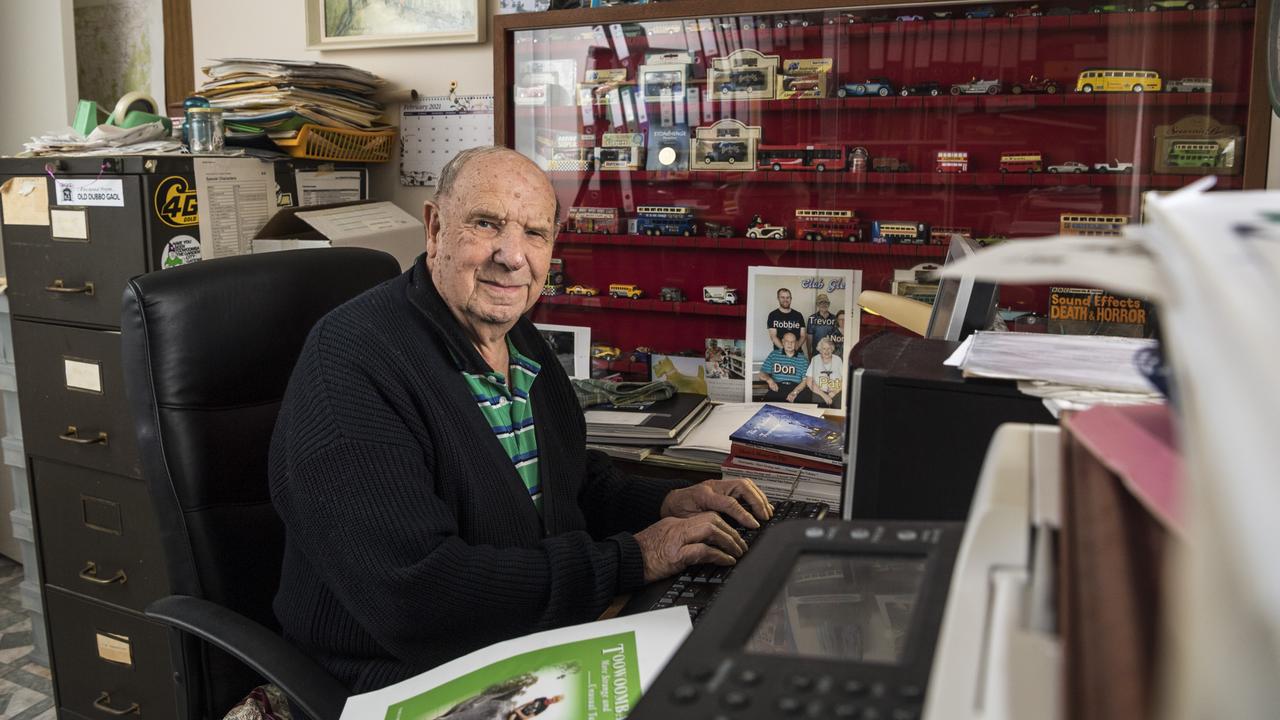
[186,107,224,153]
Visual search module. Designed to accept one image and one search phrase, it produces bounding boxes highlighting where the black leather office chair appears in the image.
[120,248,402,720]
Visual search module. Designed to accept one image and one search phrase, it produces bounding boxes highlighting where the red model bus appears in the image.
[935,151,969,173]
[998,151,1043,173]
[795,208,861,241]
[564,206,620,234]
[756,144,848,172]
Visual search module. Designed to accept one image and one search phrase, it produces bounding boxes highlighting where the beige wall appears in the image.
[190,0,501,221]
[0,0,79,157]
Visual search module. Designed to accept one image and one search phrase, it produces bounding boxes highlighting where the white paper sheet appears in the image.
[294,170,364,206]
[193,157,276,260]
[583,410,652,426]
[294,201,419,240]
[960,331,1157,395]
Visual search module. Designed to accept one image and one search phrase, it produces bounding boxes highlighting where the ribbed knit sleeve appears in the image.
[581,450,691,535]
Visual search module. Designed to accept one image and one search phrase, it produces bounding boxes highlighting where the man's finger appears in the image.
[703,488,759,528]
[689,513,747,555]
[726,478,772,522]
[680,543,736,567]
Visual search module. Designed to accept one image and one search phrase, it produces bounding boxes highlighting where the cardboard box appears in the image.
[253,200,423,271]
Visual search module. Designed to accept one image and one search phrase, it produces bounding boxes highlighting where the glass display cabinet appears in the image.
[494,0,1269,379]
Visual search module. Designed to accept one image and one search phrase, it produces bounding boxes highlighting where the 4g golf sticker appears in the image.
[154,176,198,228]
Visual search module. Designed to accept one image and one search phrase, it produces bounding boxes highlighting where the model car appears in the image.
[565,284,599,297]
[746,224,787,240]
[1047,161,1089,173]
[1010,75,1060,94]
[929,9,955,18]
[872,156,911,172]
[782,76,822,93]
[1006,4,1043,16]
[773,15,812,28]
[1092,159,1135,173]
[629,346,654,363]
[659,287,686,302]
[608,283,644,299]
[1044,5,1081,13]
[950,78,1002,95]
[896,13,925,21]
[1166,77,1213,92]
[591,344,621,361]
[899,81,942,96]
[824,12,864,24]
[703,141,748,164]
[705,222,735,238]
[1090,3,1136,11]
[703,285,739,305]
[718,70,767,93]
[964,5,997,17]
[836,78,895,97]
[1146,0,1196,9]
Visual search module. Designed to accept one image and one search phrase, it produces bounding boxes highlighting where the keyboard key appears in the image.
[671,684,699,704]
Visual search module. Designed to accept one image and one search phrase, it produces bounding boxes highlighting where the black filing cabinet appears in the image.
[0,155,368,719]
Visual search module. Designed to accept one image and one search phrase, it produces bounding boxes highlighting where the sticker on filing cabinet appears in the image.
[64,358,103,393]
[49,208,89,240]
[53,179,124,207]
[95,632,133,666]
[154,175,199,228]
[162,235,202,268]
[0,177,49,226]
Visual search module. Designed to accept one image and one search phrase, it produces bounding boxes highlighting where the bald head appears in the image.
[435,146,560,222]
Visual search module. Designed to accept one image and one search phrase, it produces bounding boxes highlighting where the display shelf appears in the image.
[556,232,951,257]
[546,170,1241,190]
[540,293,747,317]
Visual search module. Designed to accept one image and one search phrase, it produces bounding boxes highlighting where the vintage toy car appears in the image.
[703,286,739,305]
[659,287,686,302]
[566,284,599,297]
[773,15,812,28]
[964,5,997,17]
[1093,159,1135,173]
[1166,77,1213,92]
[608,283,644,299]
[782,76,822,93]
[836,78,895,97]
[896,14,925,21]
[1010,75,1060,94]
[1047,161,1089,173]
[1006,4,1043,15]
[929,9,955,18]
[591,344,621,361]
[704,222,735,238]
[1146,0,1196,9]
[718,70,767,93]
[1090,3,1136,11]
[950,78,1002,95]
[703,141,749,164]
[899,81,942,96]
[629,346,654,363]
[746,224,787,239]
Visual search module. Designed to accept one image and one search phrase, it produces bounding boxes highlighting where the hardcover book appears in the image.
[729,404,845,463]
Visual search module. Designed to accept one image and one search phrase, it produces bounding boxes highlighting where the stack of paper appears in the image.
[583,393,711,446]
[198,58,390,137]
[721,404,846,509]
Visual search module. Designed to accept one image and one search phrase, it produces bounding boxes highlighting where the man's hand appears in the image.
[786,386,801,402]
[634,513,748,583]
[766,378,779,392]
[661,478,773,529]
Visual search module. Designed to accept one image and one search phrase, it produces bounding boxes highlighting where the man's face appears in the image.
[818,301,830,315]
[783,334,797,353]
[777,290,792,310]
[424,152,557,340]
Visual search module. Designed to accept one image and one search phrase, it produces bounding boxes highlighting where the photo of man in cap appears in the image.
[806,293,838,357]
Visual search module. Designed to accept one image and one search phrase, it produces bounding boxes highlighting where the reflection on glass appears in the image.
[744,553,927,664]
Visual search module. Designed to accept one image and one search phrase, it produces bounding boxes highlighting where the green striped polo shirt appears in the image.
[460,338,542,513]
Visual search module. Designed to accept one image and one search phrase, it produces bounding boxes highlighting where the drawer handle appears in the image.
[79,561,127,586]
[59,425,108,445]
[93,692,140,716]
[45,279,95,295]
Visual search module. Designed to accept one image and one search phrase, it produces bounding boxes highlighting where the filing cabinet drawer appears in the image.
[2,175,149,328]
[13,319,140,478]
[46,588,181,720]
[33,458,169,612]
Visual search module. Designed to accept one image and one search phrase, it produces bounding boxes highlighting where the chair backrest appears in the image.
[120,248,401,717]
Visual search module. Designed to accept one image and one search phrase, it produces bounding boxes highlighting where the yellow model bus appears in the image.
[1075,69,1163,93]
[1059,213,1130,237]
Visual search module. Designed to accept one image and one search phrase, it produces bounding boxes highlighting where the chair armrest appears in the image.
[146,595,347,720]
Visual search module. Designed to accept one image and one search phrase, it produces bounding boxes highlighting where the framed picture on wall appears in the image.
[305,0,486,49]
[534,323,591,379]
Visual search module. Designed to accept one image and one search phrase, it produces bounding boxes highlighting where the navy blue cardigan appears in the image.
[269,258,683,692]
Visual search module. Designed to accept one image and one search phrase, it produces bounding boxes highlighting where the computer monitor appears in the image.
[925,236,999,342]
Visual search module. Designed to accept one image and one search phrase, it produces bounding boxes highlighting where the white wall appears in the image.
[190,0,500,220]
[0,0,79,155]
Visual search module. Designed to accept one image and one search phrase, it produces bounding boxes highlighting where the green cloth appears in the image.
[571,379,677,409]
[460,338,543,514]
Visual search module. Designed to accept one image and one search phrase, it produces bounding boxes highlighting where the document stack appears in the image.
[583,393,711,447]
[723,404,845,510]
[197,58,391,139]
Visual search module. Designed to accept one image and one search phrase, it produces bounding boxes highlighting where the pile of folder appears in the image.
[197,58,391,140]
[722,404,845,510]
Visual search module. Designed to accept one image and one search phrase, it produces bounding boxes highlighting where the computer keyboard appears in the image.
[621,499,829,622]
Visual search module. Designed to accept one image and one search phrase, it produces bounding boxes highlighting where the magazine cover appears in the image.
[729,403,845,463]
[340,608,690,719]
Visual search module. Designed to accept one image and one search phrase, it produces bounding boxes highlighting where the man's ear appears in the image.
[423,200,442,260]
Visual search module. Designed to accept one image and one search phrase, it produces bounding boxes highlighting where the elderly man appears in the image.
[269,146,771,693]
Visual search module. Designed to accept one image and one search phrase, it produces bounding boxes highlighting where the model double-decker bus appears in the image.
[929,226,973,245]
[1167,141,1226,168]
[1059,213,1129,237]
[756,144,848,172]
[935,151,970,173]
[795,209,861,241]
[564,206,620,234]
[871,221,931,244]
[999,151,1043,173]
[636,205,698,236]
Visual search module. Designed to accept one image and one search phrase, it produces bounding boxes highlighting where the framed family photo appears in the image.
[306,0,486,49]
[744,266,861,413]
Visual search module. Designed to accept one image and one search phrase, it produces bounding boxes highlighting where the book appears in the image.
[662,402,827,464]
[729,442,844,474]
[729,404,845,463]
[724,454,843,483]
[584,393,710,445]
